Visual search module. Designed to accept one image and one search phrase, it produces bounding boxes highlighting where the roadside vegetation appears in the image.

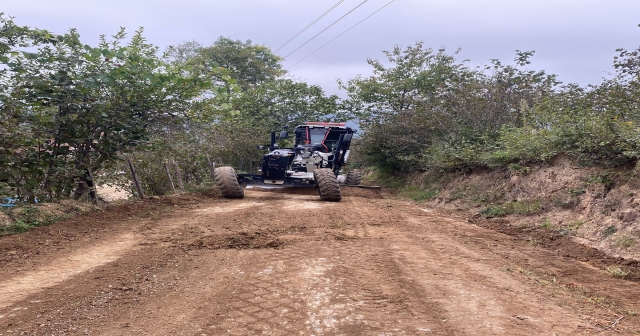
[344,38,640,172]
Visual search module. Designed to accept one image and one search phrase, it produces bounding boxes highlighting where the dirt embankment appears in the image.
[403,155,640,261]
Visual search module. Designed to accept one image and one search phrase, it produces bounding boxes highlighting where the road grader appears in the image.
[213,122,362,202]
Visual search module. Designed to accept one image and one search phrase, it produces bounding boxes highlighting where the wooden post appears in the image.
[206,154,216,180]
[171,159,185,190]
[126,157,145,199]
[163,161,176,193]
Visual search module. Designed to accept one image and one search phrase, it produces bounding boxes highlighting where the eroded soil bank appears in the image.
[0,187,639,335]
[397,155,640,262]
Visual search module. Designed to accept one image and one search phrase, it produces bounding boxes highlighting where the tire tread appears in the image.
[346,169,362,185]
[214,167,244,199]
[314,168,342,202]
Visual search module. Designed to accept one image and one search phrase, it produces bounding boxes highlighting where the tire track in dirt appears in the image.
[401,208,640,330]
[387,220,584,335]
[0,233,137,310]
[348,196,640,335]
[329,241,452,335]
[85,191,451,335]
[2,188,640,334]
[189,240,452,335]
[0,200,264,313]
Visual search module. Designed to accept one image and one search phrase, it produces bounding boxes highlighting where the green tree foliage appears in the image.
[344,39,640,172]
[21,16,640,201]
[168,37,285,90]
[494,45,640,166]
[341,42,558,171]
[236,78,342,130]
[0,15,215,201]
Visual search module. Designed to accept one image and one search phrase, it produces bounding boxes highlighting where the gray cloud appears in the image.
[4,0,639,95]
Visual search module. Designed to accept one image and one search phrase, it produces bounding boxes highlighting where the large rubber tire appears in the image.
[314,168,342,202]
[214,166,244,199]
[346,169,362,186]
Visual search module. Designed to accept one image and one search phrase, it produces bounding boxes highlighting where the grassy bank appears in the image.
[0,201,103,235]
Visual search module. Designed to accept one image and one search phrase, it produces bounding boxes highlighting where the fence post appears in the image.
[163,161,176,193]
[126,157,145,199]
[206,154,216,180]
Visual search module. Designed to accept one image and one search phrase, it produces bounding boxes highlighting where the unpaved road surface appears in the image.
[1,188,640,335]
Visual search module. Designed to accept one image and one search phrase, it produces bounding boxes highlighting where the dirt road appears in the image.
[1,188,639,335]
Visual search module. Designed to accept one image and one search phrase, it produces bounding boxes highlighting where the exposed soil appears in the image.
[1,187,640,335]
[416,155,640,260]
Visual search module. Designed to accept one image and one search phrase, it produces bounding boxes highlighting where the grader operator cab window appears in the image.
[295,127,327,147]
[294,126,349,152]
[322,129,349,152]
[309,128,327,145]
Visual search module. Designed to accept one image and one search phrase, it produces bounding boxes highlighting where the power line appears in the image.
[283,0,369,59]
[287,0,397,70]
[275,0,347,52]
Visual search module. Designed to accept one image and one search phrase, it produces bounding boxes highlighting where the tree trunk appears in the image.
[71,181,88,201]
[86,167,98,205]
[171,159,185,190]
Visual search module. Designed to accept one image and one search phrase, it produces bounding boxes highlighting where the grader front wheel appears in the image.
[346,169,362,185]
[214,166,244,199]
[314,168,342,202]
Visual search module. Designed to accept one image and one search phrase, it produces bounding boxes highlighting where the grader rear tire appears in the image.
[314,168,342,202]
[346,169,362,185]
[214,166,244,199]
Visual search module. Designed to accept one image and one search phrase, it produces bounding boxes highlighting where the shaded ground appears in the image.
[1,187,639,335]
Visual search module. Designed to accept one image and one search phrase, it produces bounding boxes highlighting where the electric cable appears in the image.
[275,0,346,52]
[283,0,370,59]
[287,0,397,70]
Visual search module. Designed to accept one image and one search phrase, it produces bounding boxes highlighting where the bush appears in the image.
[480,199,542,218]
[603,226,618,237]
[480,205,507,218]
[346,42,640,173]
[401,186,438,202]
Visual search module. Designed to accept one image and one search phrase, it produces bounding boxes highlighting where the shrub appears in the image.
[540,218,553,229]
[567,188,586,196]
[401,186,438,202]
[480,205,507,218]
[480,199,542,218]
[0,202,84,235]
[567,220,585,231]
[616,236,637,248]
[348,43,640,172]
[603,226,618,237]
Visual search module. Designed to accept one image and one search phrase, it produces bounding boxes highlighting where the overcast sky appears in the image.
[4,0,640,96]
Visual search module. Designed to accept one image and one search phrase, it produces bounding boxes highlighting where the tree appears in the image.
[236,79,343,130]
[0,19,215,201]
[341,42,558,171]
[169,37,285,90]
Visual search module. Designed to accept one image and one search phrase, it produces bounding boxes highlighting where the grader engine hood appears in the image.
[261,150,294,184]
